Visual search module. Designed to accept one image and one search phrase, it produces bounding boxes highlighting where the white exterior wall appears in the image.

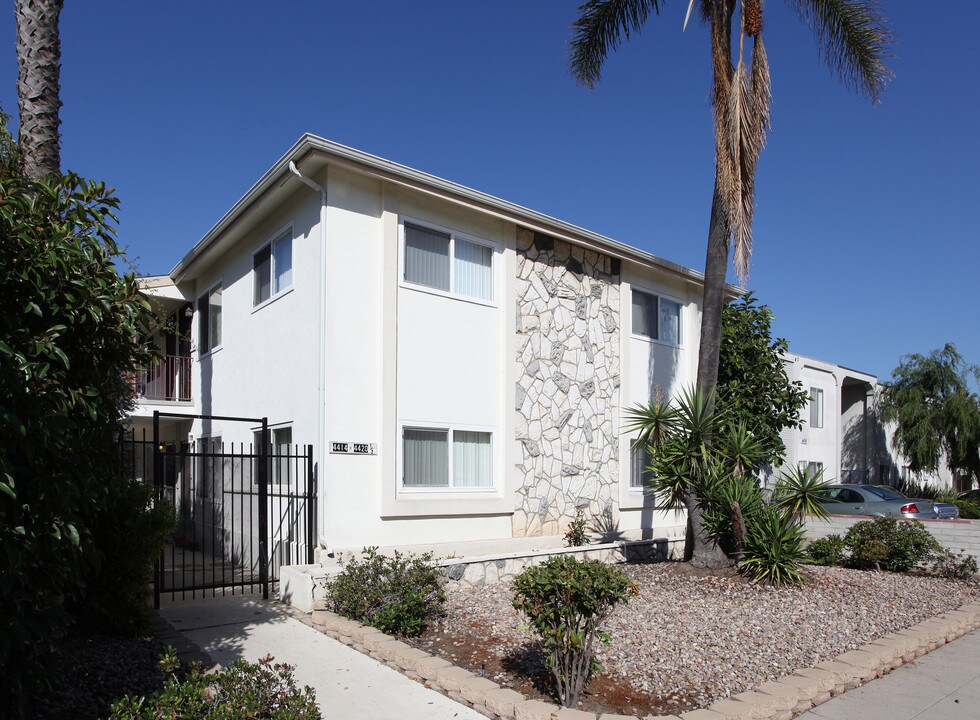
[617,262,701,535]
[187,187,322,453]
[796,364,840,482]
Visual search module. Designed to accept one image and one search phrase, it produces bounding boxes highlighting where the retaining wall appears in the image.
[806,515,980,562]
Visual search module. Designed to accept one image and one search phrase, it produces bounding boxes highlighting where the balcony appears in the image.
[132,355,192,402]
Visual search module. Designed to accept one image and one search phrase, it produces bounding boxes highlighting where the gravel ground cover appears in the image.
[32,630,168,720]
[412,561,980,716]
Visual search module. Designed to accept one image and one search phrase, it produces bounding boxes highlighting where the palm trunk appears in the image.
[15,0,64,179]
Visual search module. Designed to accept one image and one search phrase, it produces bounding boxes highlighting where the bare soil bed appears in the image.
[410,561,980,717]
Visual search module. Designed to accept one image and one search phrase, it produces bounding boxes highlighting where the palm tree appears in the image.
[570,0,892,567]
[15,0,64,178]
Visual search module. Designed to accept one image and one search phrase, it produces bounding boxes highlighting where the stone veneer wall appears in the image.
[513,228,621,537]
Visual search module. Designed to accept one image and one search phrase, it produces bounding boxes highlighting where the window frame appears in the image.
[809,387,824,428]
[252,225,294,309]
[628,439,655,492]
[629,285,684,347]
[398,421,496,493]
[398,217,497,306]
[252,424,294,486]
[197,281,223,357]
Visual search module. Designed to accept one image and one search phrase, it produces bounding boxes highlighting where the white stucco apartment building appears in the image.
[129,134,731,555]
[774,353,959,491]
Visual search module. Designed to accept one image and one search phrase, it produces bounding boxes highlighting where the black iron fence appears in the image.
[121,412,316,605]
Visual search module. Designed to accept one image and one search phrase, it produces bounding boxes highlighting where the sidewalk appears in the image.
[158,594,485,720]
[797,630,980,720]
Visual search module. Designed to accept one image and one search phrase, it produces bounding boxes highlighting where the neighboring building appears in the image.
[129,134,736,557]
[772,353,960,491]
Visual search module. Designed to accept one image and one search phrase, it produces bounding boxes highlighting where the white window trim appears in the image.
[398,216,498,307]
[196,280,223,358]
[252,224,294,310]
[251,423,295,487]
[397,420,497,493]
[629,284,685,348]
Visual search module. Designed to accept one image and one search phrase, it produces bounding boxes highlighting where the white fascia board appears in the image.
[170,133,741,296]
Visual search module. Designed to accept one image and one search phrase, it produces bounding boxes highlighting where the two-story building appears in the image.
[130,133,739,561]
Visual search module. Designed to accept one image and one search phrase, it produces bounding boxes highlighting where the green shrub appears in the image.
[0,169,156,718]
[737,507,807,585]
[772,465,831,522]
[952,499,980,519]
[843,517,940,573]
[82,476,174,632]
[108,648,320,719]
[928,548,978,579]
[327,547,444,637]
[512,555,636,708]
[563,508,590,547]
[806,534,845,566]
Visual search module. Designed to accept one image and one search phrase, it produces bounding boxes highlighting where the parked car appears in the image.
[957,488,980,502]
[818,484,960,520]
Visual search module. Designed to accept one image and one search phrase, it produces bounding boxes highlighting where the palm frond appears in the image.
[569,0,665,89]
[623,400,678,449]
[787,0,895,105]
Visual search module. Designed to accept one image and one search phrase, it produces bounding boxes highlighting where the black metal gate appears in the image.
[123,411,317,605]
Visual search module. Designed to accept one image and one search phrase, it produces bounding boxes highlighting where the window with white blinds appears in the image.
[402,426,493,489]
[403,221,494,302]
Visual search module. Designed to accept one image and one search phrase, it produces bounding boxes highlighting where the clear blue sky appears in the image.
[0,2,976,382]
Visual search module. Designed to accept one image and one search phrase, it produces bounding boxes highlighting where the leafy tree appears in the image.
[15,0,64,178]
[879,344,980,489]
[718,292,808,467]
[569,1,893,567]
[0,166,158,716]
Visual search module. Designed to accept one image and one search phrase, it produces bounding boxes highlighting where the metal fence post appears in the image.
[152,411,162,610]
[258,418,269,600]
[307,447,316,564]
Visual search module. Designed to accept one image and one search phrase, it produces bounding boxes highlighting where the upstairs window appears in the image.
[631,289,681,345]
[403,221,493,302]
[254,230,293,306]
[197,283,222,354]
[809,387,824,428]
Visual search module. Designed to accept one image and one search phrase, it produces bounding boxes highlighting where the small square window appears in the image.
[632,289,681,345]
[254,231,292,306]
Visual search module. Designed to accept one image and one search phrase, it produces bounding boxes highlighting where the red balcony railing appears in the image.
[132,355,192,402]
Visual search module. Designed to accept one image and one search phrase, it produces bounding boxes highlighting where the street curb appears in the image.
[299,599,980,720]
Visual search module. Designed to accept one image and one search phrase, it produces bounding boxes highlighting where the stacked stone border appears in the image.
[307,598,980,720]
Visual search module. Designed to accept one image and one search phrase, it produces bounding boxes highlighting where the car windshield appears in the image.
[865,486,907,501]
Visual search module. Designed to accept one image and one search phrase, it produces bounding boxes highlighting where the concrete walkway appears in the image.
[798,630,980,720]
[158,594,485,720]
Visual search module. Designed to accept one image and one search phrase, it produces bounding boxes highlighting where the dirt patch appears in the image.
[410,621,694,716]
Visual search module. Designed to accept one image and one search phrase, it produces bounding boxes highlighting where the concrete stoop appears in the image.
[306,601,980,720]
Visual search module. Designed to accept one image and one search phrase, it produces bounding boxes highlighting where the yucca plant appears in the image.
[772,465,832,524]
[738,507,808,586]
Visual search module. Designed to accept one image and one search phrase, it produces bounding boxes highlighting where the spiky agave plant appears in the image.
[772,464,832,524]
[738,507,808,585]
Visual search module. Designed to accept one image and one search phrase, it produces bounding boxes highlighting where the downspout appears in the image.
[288,161,333,558]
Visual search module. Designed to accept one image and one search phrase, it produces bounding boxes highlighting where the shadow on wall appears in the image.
[636,324,680,538]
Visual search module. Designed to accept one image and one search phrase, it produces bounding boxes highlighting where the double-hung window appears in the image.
[809,387,824,428]
[798,460,824,479]
[254,230,293,306]
[403,221,494,302]
[197,283,222,354]
[402,426,493,489]
[631,289,682,345]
